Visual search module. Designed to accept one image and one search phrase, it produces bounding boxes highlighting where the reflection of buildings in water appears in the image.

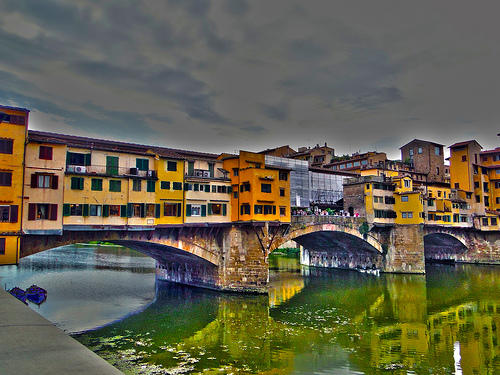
[268,273,305,308]
[368,300,500,373]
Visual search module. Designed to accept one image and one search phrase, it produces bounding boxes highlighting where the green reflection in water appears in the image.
[75,261,500,375]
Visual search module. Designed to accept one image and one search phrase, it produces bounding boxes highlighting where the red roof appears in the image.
[480,147,500,155]
[449,140,482,149]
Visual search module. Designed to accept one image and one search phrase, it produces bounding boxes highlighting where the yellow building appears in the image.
[155,152,184,226]
[222,151,290,223]
[23,132,66,235]
[181,151,231,224]
[393,177,424,225]
[0,105,29,265]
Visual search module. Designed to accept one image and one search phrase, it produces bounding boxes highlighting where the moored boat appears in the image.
[26,285,47,305]
[9,287,27,304]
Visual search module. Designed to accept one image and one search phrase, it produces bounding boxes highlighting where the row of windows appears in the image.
[332,159,368,170]
[71,177,157,193]
[239,204,286,216]
[482,217,498,226]
[408,146,441,156]
[27,203,58,221]
[63,203,164,218]
[185,183,232,193]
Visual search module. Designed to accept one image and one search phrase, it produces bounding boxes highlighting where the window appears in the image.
[491,218,497,226]
[167,161,177,171]
[340,164,345,169]
[71,177,84,190]
[147,180,155,192]
[261,183,272,193]
[91,178,103,191]
[373,196,383,203]
[161,181,170,190]
[437,191,441,197]
[191,204,202,217]
[184,183,192,191]
[106,156,119,175]
[497,169,500,175]
[401,195,409,202]
[233,190,238,198]
[70,204,83,216]
[0,205,18,222]
[39,146,53,160]
[279,171,288,181]
[67,152,91,166]
[366,184,370,190]
[240,182,250,192]
[164,203,181,217]
[401,212,413,219]
[455,183,459,189]
[462,155,467,162]
[37,174,51,188]
[361,160,367,165]
[208,163,214,177]
[90,205,102,216]
[0,139,13,154]
[418,147,422,154]
[475,195,480,203]
[436,167,440,175]
[346,163,352,168]
[404,180,410,188]
[240,204,250,215]
[208,203,223,215]
[173,182,182,190]
[482,218,489,226]
[409,149,414,156]
[280,207,286,216]
[483,182,489,193]
[133,179,142,191]
[280,188,285,197]
[188,161,194,175]
[233,168,239,177]
[263,205,275,215]
[353,161,360,167]
[194,183,199,191]
[474,181,480,189]
[485,196,490,206]
[136,158,149,171]
[254,205,263,214]
[434,146,440,155]
[146,204,156,217]
[110,205,121,216]
[402,212,407,218]
[0,238,4,255]
[109,180,121,192]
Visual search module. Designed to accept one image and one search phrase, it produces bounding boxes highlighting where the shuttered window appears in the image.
[161,181,170,190]
[109,180,121,192]
[0,238,5,255]
[173,182,182,190]
[0,205,17,222]
[91,178,103,191]
[0,172,12,186]
[147,180,155,192]
[133,179,142,191]
[167,161,177,171]
[71,177,84,190]
[0,139,13,154]
[136,158,149,171]
[39,146,53,160]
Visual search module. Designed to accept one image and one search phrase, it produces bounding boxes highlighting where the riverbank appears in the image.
[0,288,123,375]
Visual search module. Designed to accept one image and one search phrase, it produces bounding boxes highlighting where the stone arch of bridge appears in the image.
[20,231,219,267]
[423,230,469,262]
[270,223,385,255]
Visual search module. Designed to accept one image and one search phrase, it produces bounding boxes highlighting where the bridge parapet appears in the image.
[291,215,366,227]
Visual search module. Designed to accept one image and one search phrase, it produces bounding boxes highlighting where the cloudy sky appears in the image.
[0,0,498,159]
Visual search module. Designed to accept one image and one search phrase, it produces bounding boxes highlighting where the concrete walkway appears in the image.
[0,289,123,375]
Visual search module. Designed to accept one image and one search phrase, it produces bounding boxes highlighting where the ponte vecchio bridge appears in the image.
[20,216,500,293]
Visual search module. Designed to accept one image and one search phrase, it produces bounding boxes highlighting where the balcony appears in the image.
[66,165,157,178]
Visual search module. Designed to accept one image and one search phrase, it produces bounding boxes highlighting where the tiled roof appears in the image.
[449,140,482,148]
[0,105,30,112]
[399,139,444,149]
[480,147,500,155]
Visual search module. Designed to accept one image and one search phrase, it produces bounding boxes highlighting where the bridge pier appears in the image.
[381,224,426,274]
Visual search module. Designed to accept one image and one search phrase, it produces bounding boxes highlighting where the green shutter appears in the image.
[212,185,216,193]
[223,204,227,216]
[147,180,155,192]
[201,205,206,217]
[127,203,133,218]
[205,184,210,192]
[273,205,276,215]
[106,156,119,175]
[186,204,191,217]
[63,204,70,216]
[188,161,194,175]
[155,204,161,218]
[177,203,182,217]
[208,163,214,177]
[121,205,127,217]
[84,153,91,166]
[83,204,89,216]
[136,158,149,171]
[140,203,146,218]
[79,177,84,190]
[66,152,71,166]
[208,203,212,215]
[103,205,110,217]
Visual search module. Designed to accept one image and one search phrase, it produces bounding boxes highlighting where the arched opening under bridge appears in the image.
[424,233,468,264]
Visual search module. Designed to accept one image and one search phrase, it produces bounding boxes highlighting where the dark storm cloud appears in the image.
[223,0,250,16]
[0,0,498,155]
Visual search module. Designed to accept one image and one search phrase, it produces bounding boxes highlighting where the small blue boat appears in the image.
[26,285,47,305]
[9,287,27,304]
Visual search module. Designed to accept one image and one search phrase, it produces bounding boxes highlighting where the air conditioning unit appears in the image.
[75,166,86,173]
[147,170,156,178]
[203,171,210,178]
[130,168,138,175]
[195,170,204,177]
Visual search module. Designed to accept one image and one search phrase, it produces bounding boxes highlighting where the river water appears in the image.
[0,245,498,374]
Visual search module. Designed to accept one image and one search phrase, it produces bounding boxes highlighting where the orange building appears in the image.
[222,151,290,223]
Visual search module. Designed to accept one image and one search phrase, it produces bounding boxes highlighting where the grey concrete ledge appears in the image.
[0,289,123,375]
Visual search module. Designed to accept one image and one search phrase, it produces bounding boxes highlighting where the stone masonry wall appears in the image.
[383,224,426,273]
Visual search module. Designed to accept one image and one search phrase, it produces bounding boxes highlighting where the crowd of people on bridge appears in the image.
[292,208,360,217]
